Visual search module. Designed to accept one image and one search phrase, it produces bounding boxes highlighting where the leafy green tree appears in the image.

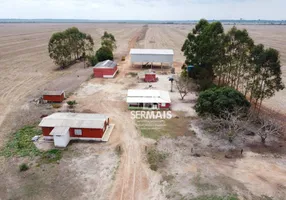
[101,31,117,51]
[195,87,250,116]
[48,32,72,68]
[87,55,98,66]
[182,19,225,85]
[96,46,114,62]
[220,27,254,89]
[48,27,94,68]
[249,44,285,109]
[67,100,77,108]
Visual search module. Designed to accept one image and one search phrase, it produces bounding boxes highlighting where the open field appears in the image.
[0,23,286,200]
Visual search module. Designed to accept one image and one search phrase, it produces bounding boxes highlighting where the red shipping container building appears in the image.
[39,113,114,147]
[93,60,118,78]
[43,91,65,102]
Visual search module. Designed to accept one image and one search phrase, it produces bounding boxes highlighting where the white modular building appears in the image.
[130,49,174,68]
[127,89,171,110]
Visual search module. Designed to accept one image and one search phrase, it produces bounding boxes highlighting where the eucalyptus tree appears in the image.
[101,31,117,51]
[223,27,254,90]
[181,19,225,87]
[249,44,285,109]
[48,32,72,68]
[48,27,94,68]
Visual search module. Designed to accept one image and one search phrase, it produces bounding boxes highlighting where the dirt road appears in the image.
[71,26,166,199]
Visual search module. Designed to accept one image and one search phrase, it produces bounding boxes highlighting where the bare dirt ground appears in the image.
[1,23,286,200]
[0,23,142,147]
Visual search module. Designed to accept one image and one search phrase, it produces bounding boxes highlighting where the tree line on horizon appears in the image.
[182,19,285,111]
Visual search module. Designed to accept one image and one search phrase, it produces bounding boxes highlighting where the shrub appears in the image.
[127,72,137,77]
[52,103,61,109]
[67,100,77,108]
[87,55,98,66]
[115,145,123,156]
[19,163,29,172]
[147,148,167,171]
[96,46,113,62]
[40,149,62,164]
[195,87,250,117]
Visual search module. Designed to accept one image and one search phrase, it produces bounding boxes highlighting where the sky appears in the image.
[0,0,285,20]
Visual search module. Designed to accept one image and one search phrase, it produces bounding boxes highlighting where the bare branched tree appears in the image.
[175,75,195,100]
[257,117,282,144]
[202,108,246,142]
[247,111,283,144]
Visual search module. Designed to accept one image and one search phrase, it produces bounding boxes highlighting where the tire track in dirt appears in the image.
[0,43,47,57]
[99,26,164,200]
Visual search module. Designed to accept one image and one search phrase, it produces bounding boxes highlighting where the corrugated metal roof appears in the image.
[127,89,171,103]
[130,49,174,55]
[39,112,108,129]
[93,60,117,68]
[49,126,70,136]
[43,91,64,96]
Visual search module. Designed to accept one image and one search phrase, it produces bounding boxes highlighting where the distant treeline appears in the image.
[0,19,286,25]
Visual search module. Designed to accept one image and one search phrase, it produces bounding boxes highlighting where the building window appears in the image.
[161,103,166,107]
[74,129,82,136]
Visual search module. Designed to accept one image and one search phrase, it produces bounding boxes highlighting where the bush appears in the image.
[195,87,250,117]
[96,46,113,62]
[40,149,62,164]
[67,100,77,108]
[147,148,167,171]
[87,55,98,66]
[19,163,29,172]
[52,103,61,109]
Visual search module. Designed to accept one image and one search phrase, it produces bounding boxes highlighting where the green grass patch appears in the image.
[137,112,192,140]
[147,148,167,171]
[40,149,62,164]
[189,195,239,200]
[1,126,63,165]
[0,126,42,157]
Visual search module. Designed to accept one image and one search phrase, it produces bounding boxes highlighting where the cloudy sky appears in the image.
[0,0,285,20]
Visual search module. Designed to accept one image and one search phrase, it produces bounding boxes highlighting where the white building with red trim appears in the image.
[127,89,171,110]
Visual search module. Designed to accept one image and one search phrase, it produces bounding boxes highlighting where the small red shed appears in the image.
[144,71,157,82]
[43,91,65,102]
[93,60,118,78]
[39,113,114,147]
